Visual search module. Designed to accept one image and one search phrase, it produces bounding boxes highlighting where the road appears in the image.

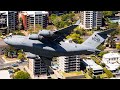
[0,57,5,64]
[0,61,28,70]
[52,69,63,79]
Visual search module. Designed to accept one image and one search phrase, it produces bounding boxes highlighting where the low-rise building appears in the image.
[102,52,120,64]
[81,59,103,75]
[102,52,120,72]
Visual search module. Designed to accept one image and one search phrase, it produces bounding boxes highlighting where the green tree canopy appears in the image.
[101,63,106,67]
[103,68,113,78]
[14,71,30,79]
[66,33,83,44]
[116,43,120,50]
[97,44,106,51]
[103,11,114,17]
[98,51,108,57]
[17,53,26,60]
[49,12,77,29]
[107,22,118,29]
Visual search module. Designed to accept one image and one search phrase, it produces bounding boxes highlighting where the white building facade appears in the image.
[102,52,120,72]
[102,52,120,64]
[26,58,48,78]
[81,59,103,75]
[58,55,81,73]
[80,11,102,29]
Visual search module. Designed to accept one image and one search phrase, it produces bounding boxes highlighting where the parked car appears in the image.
[12,64,18,67]
[17,61,22,64]
[8,69,14,73]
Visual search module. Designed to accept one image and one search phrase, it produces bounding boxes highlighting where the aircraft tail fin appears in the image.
[81,29,115,49]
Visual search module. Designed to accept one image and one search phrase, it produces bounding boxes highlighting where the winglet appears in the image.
[74,19,80,25]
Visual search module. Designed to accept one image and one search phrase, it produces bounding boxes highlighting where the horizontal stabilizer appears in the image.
[82,29,115,49]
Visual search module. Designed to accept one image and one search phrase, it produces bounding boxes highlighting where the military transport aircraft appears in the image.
[4,19,114,72]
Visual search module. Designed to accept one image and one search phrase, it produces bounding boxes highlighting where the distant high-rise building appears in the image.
[48,11,70,16]
[29,14,35,29]
[8,11,19,32]
[58,55,81,73]
[0,12,8,34]
[24,11,49,30]
[80,11,102,29]
[18,12,30,30]
[35,11,49,28]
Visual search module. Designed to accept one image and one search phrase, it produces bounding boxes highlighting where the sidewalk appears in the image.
[1,57,19,63]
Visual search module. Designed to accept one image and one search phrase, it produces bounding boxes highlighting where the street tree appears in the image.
[13,71,30,79]
[97,44,106,51]
[98,51,108,58]
[101,63,106,67]
[66,33,83,44]
[88,68,93,78]
[103,11,114,17]
[17,53,26,60]
[116,43,120,51]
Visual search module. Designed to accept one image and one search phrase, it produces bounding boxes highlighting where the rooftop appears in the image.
[0,70,11,79]
[83,59,103,70]
[106,63,119,71]
[103,52,120,59]
[23,11,48,15]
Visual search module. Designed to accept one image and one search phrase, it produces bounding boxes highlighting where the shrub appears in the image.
[101,63,106,67]
[103,68,113,78]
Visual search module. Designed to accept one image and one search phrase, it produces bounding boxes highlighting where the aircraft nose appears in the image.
[4,38,8,44]
[4,37,12,45]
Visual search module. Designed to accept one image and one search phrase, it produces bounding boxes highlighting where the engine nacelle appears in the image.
[39,30,54,37]
[26,52,38,59]
[29,34,43,40]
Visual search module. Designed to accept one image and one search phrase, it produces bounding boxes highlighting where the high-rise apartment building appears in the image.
[8,11,19,32]
[26,58,51,78]
[0,12,8,34]
[35,11,48,28]
[58,55,81,73]
[18,12,30,30]
[80,11,102,29]
[23,11,48,30]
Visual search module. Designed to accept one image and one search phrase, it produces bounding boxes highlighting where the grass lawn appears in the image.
[62,71,84,77]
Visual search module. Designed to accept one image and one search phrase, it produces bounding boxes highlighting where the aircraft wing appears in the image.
[51,20,80,43]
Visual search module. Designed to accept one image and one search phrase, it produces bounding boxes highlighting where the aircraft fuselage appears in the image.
[4,35,96,58]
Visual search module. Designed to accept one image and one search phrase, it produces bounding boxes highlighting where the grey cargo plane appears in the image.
[4,20,114,68]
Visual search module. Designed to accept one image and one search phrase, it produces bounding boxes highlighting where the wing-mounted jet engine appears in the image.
[25,52,39,59]
[29,30,55,40]
[39,30,55,37]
